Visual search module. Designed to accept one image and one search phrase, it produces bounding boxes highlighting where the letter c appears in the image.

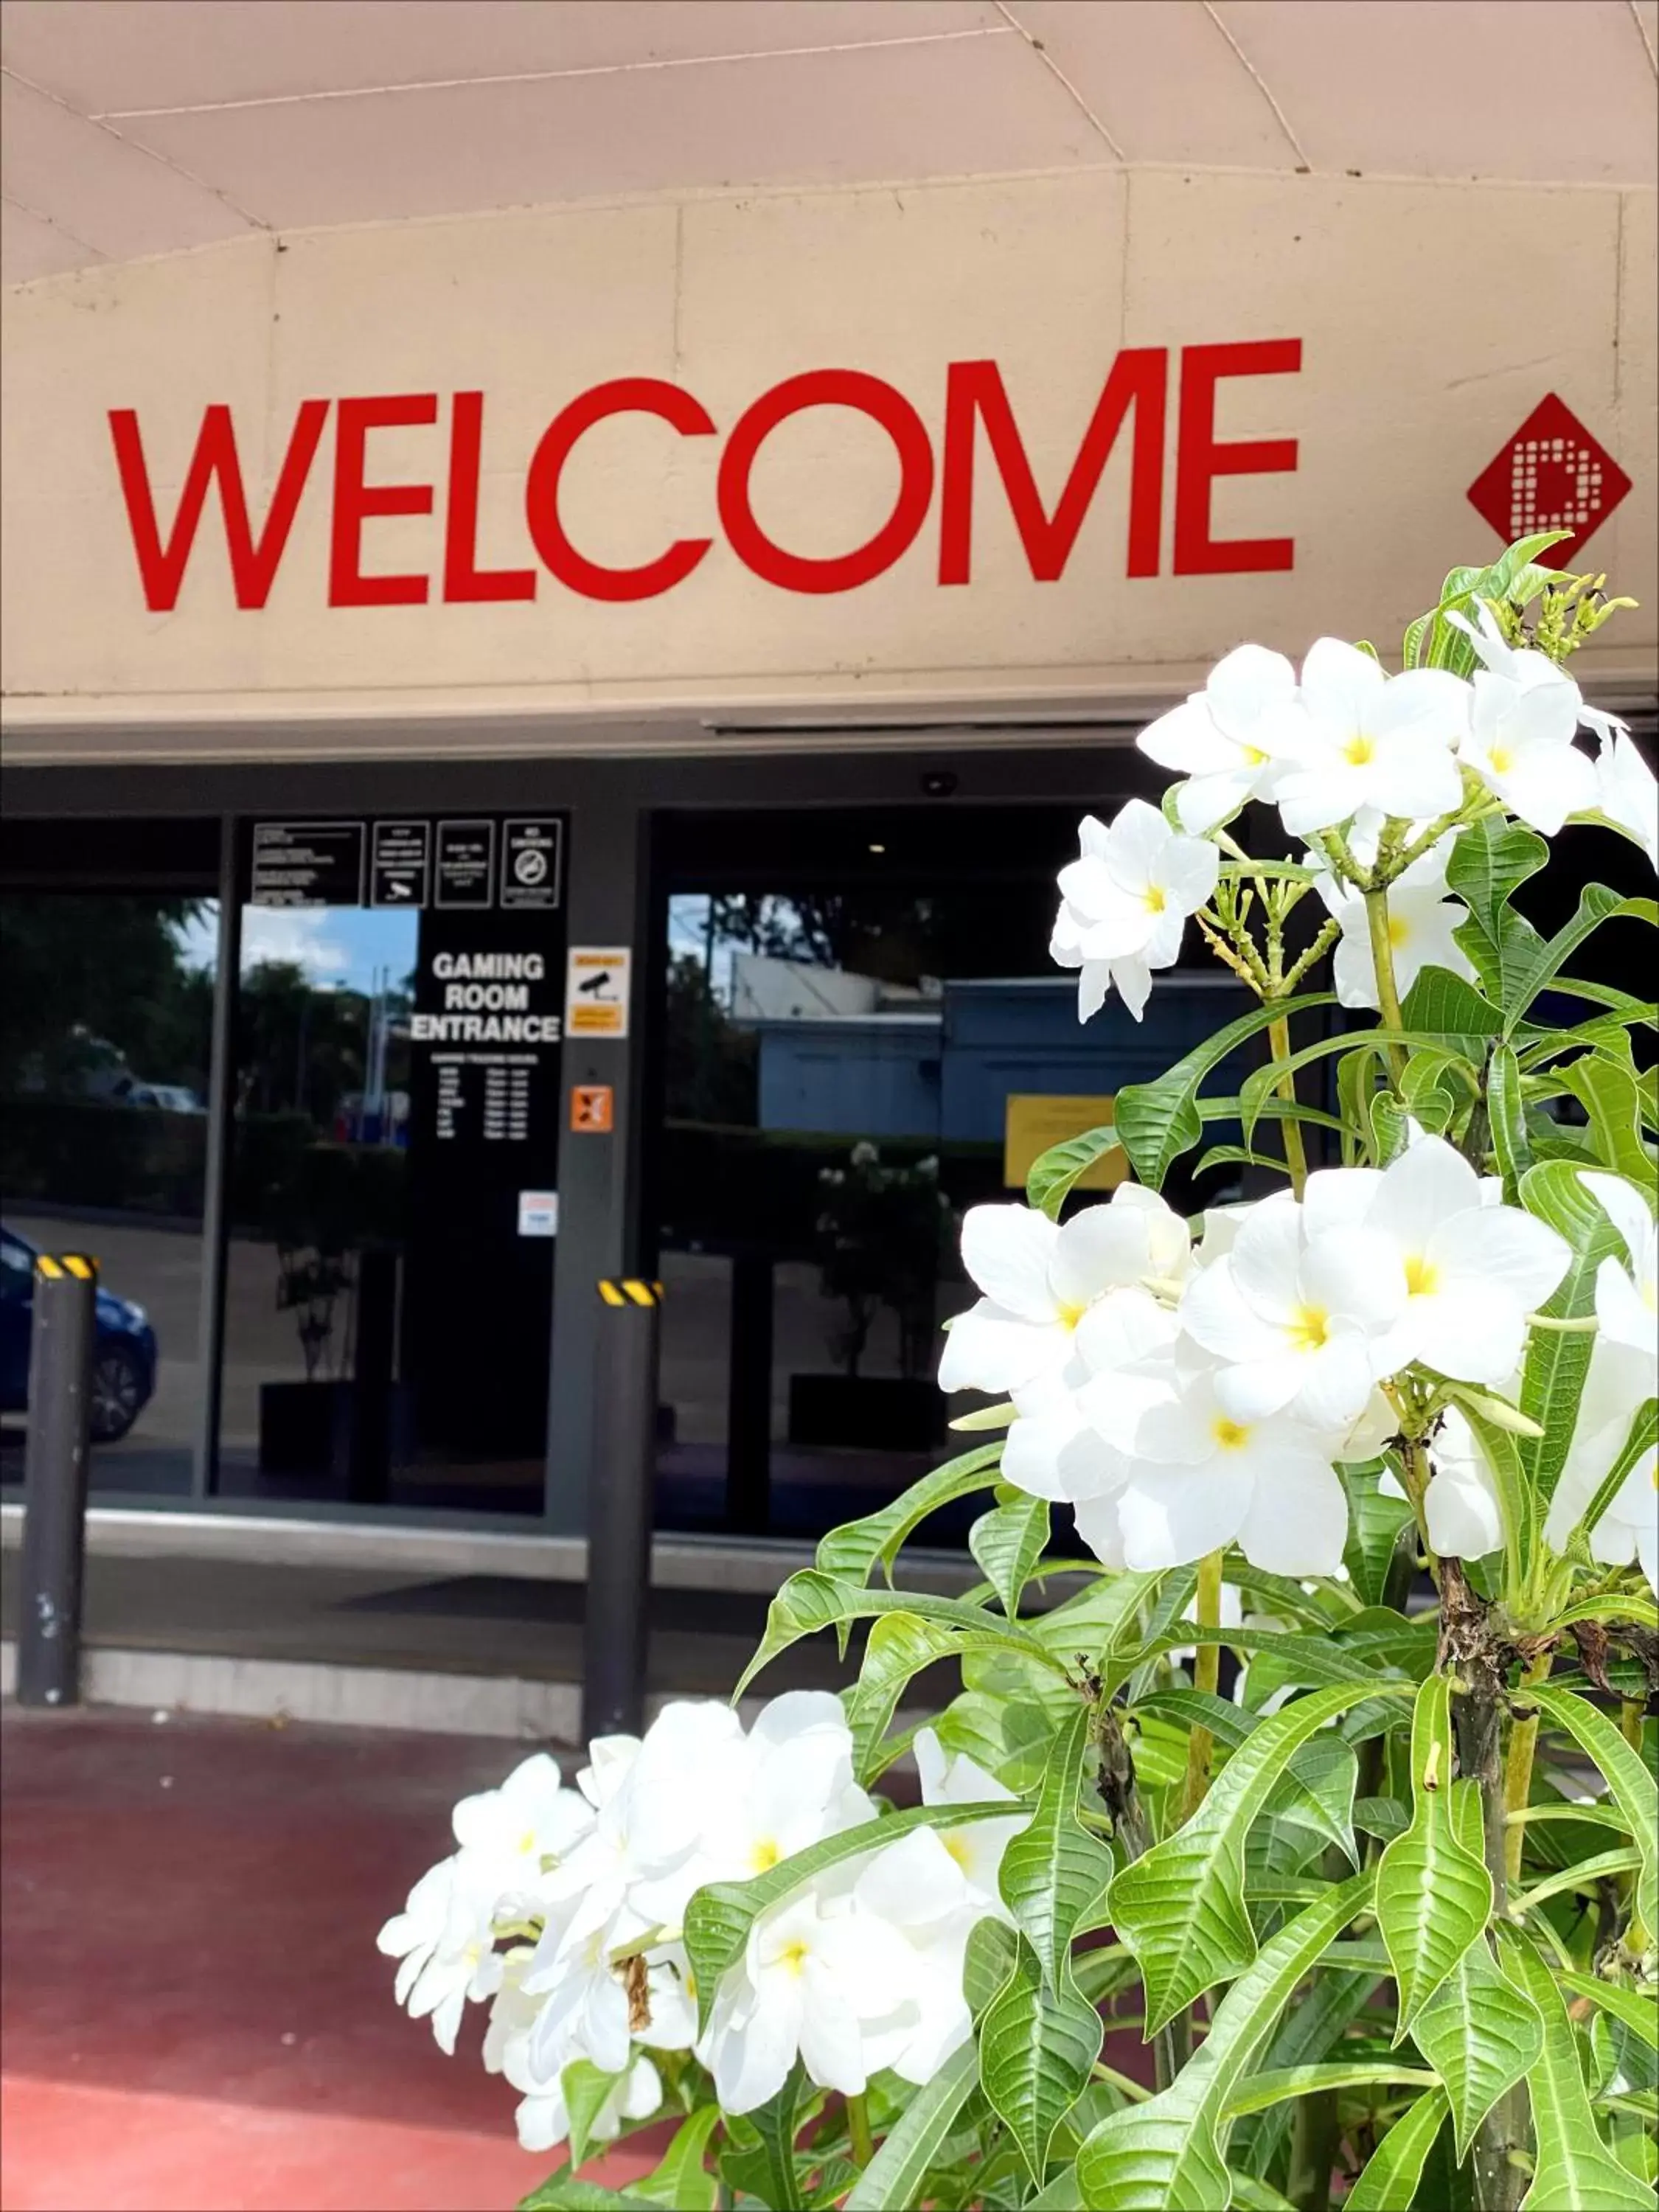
[524,379,715,602]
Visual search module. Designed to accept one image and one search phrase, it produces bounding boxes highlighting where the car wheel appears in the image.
[89,1347,145,1443]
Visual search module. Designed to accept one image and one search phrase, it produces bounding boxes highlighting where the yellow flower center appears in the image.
[516,1827,537,1857]
[778,1940,810,1978]
[1287,1304,1330,1352]
[1388,915,1411,949]
[1056,1301,1090,1332]
[751,1838,782,1873]
[1343,734,1375,766]
[1242,745,1268,767]
[1143,885,1168,914]
[944,1833,973,1871]
[1212,1416,1251,1450]
[1489,746,1514,775]
[1405,1253,1439,1297]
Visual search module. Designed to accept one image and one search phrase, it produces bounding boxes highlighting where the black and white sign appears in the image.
[501,819,563,910]
[370,821,431,908]
[250,821,365,908]
[435,820,495,909]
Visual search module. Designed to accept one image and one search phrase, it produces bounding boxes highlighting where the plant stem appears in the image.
[1502,1652,1553,1888]
[1094,1705,1185,2093]
[846,2093,873,2168]
[1177,1551,1225,1825]
[1363,888,1410,1088]
[1091,2060,1152,2103]
[1267,1012,1309,1197]
[1287,2084,1338,2212]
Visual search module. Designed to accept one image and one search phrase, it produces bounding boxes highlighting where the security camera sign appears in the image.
[565,947,631,1037]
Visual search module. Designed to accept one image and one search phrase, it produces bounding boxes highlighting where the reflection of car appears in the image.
[0,1227,159,1443]
[114,1079,204,1113]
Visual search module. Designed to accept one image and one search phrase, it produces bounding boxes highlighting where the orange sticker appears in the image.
[571,1084,614,1133]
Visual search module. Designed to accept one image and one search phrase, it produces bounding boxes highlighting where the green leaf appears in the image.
[1559,1054,1657,1182]
[1220,2061,1440,2120]
[684,1800,1029,2034]
[844,2039,978,2211]
[1228,1943,1383,2177]
[1486,1042,1531,1199]
[1555,1969,1659,2053]
[1498,1933,1655,2211]
[1446,813,1549,997]
[632,2110,720,2212]
[814,1444,1005,1585]
[841,1613,1004,1786]
[1109,1683,1406,2035]
[1529,1686,1658,1935]
[736,1567,1063,1698]
[1412,1934,1543,2164]
[1110,990,1336,1189]
[996,1702,1115,1993]
[1344,2088,1451,2212]
[1516,1159,1630,1508]
[1028,1122,1123,1219]
[518,2181,655,2212]
[1239,1028,1481,1150]
[1343,1462,1416,1607]
[1375,1675,1493,2037]
[1400,964,1502,1042]
[1501,886,1659,1038]
[562,2062,630,2174]
[719,2067,806,2211]
[978,1937,1102,2185]
[964,1912,1020,2018]
[1132,1689,1360,1864]
[970,1492,1051,1621]
[1074,1874,1376,2211]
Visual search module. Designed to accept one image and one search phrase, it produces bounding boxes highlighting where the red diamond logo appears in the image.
[1467,394,1632,567]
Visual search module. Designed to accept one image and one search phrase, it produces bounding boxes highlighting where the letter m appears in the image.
[108,402,329,611]
[939,354,1166,585]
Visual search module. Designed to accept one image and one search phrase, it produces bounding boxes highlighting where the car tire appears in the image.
[89,1347,145,1444]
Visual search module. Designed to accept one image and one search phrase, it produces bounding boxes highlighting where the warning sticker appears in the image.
[565,947,630,1037]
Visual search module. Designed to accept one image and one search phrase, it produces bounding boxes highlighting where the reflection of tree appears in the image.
[0,894,214,1096]
[709,894,939,988]
[237,960,372,1126]
[663,954,757,1126]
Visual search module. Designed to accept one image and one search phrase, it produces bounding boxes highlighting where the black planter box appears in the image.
[787,1374,942,1450]
[258,1378,354,1478]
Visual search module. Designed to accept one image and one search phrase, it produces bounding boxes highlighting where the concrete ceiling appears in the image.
[3,0,1656,283]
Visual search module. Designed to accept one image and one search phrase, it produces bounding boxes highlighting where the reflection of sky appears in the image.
[173,905,421,992]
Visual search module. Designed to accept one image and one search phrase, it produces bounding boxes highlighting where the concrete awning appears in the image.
[4,0,1657,282]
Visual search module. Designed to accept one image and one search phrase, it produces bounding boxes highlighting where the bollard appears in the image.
[580,1278,662,1743]
[17,1253,97,1709]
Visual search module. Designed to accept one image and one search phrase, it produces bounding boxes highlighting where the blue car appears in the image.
[0,1225,159,1443]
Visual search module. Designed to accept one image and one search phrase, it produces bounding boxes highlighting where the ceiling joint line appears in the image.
[1199,2,1312,169]
[1,65,270,229]
[1627,0,1658,77]
[992,0,1126,160]
[90,26,1018,119]
[0,187,107,258]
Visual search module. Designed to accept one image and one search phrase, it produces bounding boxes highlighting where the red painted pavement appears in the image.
[0,1706,657,2212]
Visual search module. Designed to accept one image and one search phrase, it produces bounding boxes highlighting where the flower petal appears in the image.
[959,1205,1061,1319]
[1234,1442,1348,1574]
[1115,1460,1251,1570]
[938,1301,1067,1393]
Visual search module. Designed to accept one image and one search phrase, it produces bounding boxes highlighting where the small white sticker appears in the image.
[517,1191,559,1238]
[565,946,631,1038]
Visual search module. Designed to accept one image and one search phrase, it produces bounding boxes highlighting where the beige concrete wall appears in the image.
[3,168,1654,757]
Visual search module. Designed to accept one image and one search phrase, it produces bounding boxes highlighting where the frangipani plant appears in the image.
[383,534,1658,2212]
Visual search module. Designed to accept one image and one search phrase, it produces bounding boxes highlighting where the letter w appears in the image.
[108,402,330,611]
[939,355,1166,584]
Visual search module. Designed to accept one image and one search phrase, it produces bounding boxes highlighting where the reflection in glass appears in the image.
[0,892,218,1494]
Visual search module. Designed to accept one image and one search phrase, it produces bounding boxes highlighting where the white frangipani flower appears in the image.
[377,1851,507,2055]
[451,1752,594,1913]
[1422,1405,1506,1561]
[1135,643,1300,832]
[1074,1363,1352,1575]
[1581,1171,1658,1354]
[1001,1284,1179,1504]
[1351,1136,1571,1385]
[939,1187,1192,1399]
[1270,640,1470,837]
[913,1728,1025,1913]
[1050,801,1220,1022]
[1581,711,1658,869]
[1545,1335,1658,1596]
[696,1886,908,2113]
[1312,837,1478,1009]
[1178,1189,1407,1430]
[696,1691,877,1889]
[1450,603,1596,836]
[849,1831,984,2084]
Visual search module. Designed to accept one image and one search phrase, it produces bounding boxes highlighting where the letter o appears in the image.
[525,379,716,602]
[717,369,935,595]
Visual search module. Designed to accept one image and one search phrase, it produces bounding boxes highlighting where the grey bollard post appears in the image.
[580,1278,662,1743]
[17,1253,97,1708]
